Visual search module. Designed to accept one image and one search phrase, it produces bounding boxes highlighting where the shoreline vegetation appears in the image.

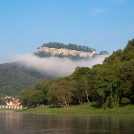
[1,39,134,116]
[17,39,134,112]
[18,103,134,115]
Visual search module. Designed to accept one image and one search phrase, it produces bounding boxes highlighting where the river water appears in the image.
[0,111,134,134]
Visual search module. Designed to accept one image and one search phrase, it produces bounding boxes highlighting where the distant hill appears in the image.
[0,63,53,96]
[99,51,109,55]
[0,42,109,96]
[34,42,98,59]
[34,42,109,59]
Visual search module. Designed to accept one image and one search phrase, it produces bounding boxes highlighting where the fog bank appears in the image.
[14,54,109,77]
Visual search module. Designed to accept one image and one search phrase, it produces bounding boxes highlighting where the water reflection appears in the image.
[0,111,134,134]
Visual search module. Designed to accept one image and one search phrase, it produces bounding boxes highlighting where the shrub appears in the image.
[49,103,62,108]
[121,98,130,104]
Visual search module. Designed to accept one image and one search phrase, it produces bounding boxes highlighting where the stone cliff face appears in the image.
[35,47,96,58]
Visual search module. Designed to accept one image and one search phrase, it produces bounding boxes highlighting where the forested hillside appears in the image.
[19,39,134,109]
[0,63,53,95]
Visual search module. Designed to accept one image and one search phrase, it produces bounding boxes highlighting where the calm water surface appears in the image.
[0,111,134,134]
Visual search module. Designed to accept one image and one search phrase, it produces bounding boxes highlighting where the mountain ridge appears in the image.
[34,42,108,59]
[35,46,96,58]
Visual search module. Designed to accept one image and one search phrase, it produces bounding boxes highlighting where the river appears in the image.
[0,111,134,134]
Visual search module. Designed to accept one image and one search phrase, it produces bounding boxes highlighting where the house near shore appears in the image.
[0,97,23,109]
[6,98,21,106]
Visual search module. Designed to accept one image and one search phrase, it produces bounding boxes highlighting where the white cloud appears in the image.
[13,54,109,78]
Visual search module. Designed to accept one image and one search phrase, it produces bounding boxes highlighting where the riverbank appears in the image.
[19,103,134,115]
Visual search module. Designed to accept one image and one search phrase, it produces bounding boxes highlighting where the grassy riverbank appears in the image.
[19,103,134,115]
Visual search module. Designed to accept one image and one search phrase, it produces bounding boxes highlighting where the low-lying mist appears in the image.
[14,54,109,78]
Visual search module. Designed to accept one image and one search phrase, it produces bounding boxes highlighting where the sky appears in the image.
[0,0,134,63]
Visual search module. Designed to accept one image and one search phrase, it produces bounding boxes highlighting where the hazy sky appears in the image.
[0,0,134,63]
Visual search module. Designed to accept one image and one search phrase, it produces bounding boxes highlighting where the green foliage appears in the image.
[0,63,53,96]
[10,39,134,109]
[47,78,75,107]
[121,98,130,104]
[0,98,6,105]
[21,103,134,115]
[49,103,62,108]
[19,88,44,108]
[42,42,95,52]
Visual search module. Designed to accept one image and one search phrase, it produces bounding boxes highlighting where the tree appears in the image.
[0,98,6,105]
[19,88,44,108]
[47,78,74,107]
[71,67,92,103]
[93,65,120,109]
[117,60,134,104]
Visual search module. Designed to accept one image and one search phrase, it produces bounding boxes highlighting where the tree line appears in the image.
[19,39,134,109]
[42,42,95,52]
